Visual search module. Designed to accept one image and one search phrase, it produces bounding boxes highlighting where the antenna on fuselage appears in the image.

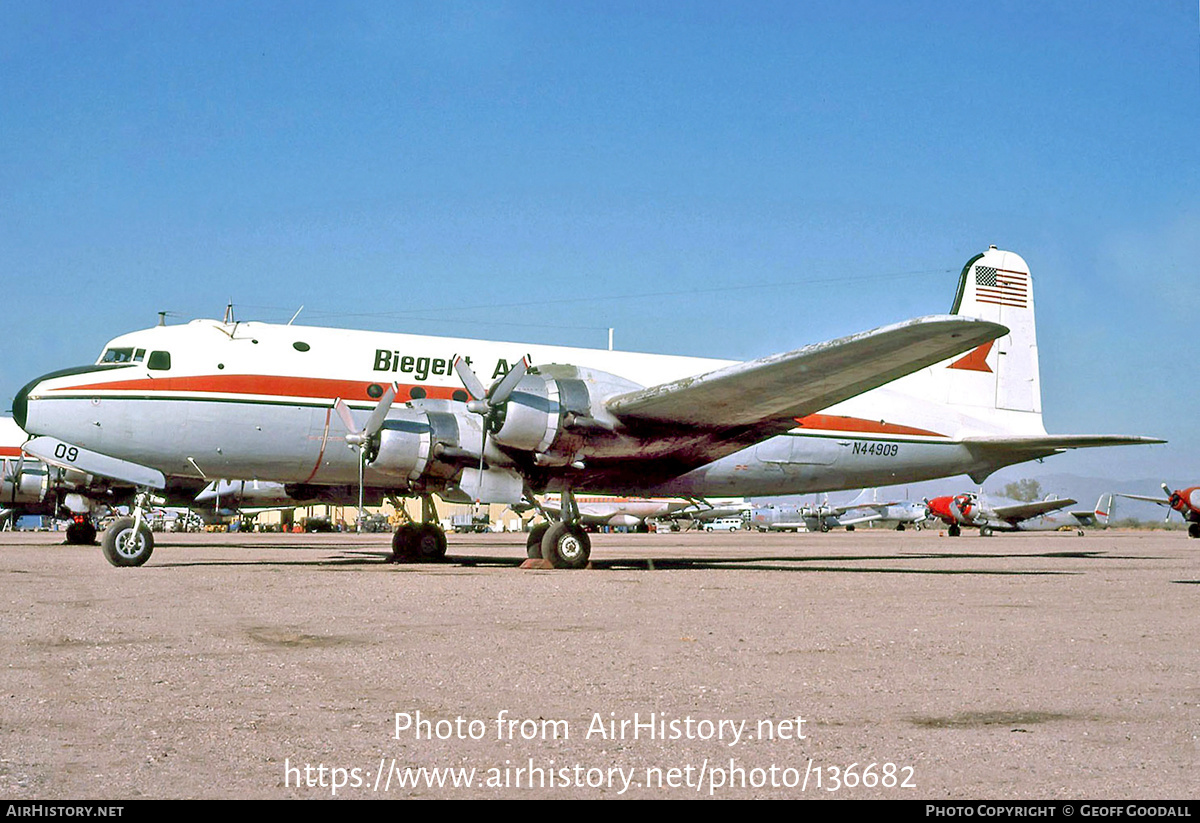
[223,301,235,325]
[157,312,167,327]
[288,305,304,325]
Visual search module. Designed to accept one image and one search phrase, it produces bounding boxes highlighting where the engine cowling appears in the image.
[488,365,637,462]
[360,365,643,503]
[365,403,522,503]
[1179,488,1200,515]
[1,459,45,505]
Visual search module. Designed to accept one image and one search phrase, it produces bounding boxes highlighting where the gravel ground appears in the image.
[0,528,1196,799]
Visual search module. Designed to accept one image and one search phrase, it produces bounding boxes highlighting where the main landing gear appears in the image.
[526,489,591,570]
[100,490,154,567]
[390,494,447,562]
[65,517,97,545]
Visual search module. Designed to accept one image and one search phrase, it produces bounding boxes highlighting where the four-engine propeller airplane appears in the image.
[925,492,1113,536]
[13,247,1161,568]
[751,490,930,533]
[1117,485,1200,538]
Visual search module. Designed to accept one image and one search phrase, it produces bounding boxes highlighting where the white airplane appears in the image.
[1,417,45,525]
[0,416,119,543]
[14,247,1159,568]
[528,493,748,533]
[925,492,1113,536]
[749,491,928,533]
[1116,485,1200,538]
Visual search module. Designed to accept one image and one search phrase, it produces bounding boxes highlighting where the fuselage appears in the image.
[15,317,1038,498]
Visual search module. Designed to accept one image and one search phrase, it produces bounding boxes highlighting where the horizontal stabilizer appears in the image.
[608,315,1006,432]
[965,435,1166,451]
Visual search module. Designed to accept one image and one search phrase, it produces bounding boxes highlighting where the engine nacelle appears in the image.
[1180,488,1200,515]
[949,493,983,525]
[1,461,45,505]
[367,403,523,503]
[489,365,638,461]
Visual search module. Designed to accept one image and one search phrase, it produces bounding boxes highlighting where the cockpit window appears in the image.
[100,347,135,364]
[147,351,171,371]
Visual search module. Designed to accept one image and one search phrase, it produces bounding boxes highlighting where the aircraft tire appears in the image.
[101,517,154,567]
[980,526,993,537]
[896,523,905,532]
[413,524,447,561]
[845,525,855,532]
[541,522,590,569]
[526,522,550,559]
[66,521,97,545]
[1188,523,1200,539]
[948,524,961,537]
[391,524,416,560]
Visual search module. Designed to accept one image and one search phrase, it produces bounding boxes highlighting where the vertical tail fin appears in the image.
[942,246,1046,435]
[1094,493,1113,527]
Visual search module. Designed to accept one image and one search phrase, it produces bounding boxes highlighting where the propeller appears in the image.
[452,356,530,493]
[332,383,399,532]
[1157,482,1186,522]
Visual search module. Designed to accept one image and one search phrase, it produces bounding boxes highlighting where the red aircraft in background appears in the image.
[1117,485,1200,538]
[925,491,1111,537]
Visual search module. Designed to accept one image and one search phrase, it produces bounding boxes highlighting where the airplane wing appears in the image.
[990,498,1077,522]
[607,315,1006,434]
[1115,493,1170,506]
[836,511,883,526]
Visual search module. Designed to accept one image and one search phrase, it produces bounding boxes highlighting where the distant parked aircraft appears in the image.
[926,492,1112,536]
[749,490,928,532]
[1117,484,1200,538]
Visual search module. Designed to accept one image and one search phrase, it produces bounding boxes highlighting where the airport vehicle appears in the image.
[1117,485,1200,538]
[703,517,745,532]
[14,247,1159,568]
[925,492,1113,536]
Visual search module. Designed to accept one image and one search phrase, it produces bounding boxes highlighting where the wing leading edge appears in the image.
[606,315,1007,435]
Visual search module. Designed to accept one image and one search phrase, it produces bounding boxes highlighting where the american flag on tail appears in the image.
[974,265,1028,308]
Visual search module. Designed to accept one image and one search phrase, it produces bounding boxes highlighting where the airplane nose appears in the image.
[12,374,43,430]
[12,364,113,433]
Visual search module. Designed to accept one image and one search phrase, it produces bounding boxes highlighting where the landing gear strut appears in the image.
[391,494,447,562]
[535,489,591,569]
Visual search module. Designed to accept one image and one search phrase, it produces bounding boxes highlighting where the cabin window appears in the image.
[293,342,311,352]
[147,351,172,371]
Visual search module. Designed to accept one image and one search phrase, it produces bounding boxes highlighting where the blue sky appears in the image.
[2,1,1196,486]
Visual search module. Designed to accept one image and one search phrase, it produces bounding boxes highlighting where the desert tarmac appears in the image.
[0,528,1196,799]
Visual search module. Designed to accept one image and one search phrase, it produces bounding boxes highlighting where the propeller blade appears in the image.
[454,357,488,401]
[362,382,399,439]
[488,357,530,407]
[333,398,359,438]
